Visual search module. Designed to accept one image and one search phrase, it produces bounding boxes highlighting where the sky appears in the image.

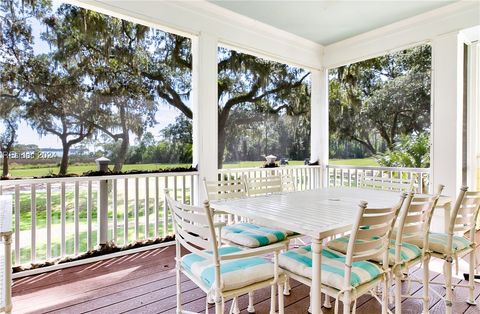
[8,0,187,150]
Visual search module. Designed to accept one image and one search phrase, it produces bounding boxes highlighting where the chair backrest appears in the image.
[344,193,406,287]
[359,173,418,193]
[394,185,444,260]
[281,174,296,193]
[203,178,247,201]
[244,175,283,196]
[449,187,480,240]
[165,193,218,260]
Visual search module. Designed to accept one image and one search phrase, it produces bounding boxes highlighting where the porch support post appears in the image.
[431,32,465,231]
[310,68,329,187]
[192,32,218,204]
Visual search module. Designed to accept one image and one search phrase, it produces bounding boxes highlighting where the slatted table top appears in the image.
[210,187,402,239]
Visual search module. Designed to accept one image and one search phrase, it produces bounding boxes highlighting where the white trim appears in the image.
[72,0,323,70]
[323,1,479,68]
[11,241,175,279]
[467,43,480,189]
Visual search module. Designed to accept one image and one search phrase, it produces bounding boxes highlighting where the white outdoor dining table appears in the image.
[210,187,403,314]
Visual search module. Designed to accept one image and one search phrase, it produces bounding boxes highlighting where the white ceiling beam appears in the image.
[323,1,479,69]
[70,0,324,70]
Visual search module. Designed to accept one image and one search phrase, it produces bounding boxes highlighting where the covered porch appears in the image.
[1,0,479,313]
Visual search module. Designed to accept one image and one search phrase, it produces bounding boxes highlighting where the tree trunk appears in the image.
[59,143,70,176]
[114,134,129,173]
[218,127,226,169]
[2,154,9,178]
[217,112,229,169]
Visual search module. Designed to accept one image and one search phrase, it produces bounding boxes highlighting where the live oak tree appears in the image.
[42,4,158,172]
[0,0,49,175]
[24,55,96,175]
[329,45,431,156]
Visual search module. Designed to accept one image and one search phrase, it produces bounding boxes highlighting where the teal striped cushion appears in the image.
[221,222,287,248]
[182,246,279,291]
[327,236,421,265]
[279,246,382,290]
[407,232,472,254]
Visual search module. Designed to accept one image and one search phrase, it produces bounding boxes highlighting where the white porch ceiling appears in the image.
[209,0,457,45]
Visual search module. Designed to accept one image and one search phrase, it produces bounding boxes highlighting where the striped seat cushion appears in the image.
[221,223,287,248]
[327,236,421,265]
[407,232,472,254]
[182,246,280,291]
[279,246,383,290]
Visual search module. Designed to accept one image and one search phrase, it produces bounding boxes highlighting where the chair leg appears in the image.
[323,295,332,309]
[382,277,389,314]
[422,255,430,314]
[467,250,477,305]
[270,284,277,314]
[343,291,351,314]
[206,295,210,314]
[395,270,402,314]
[444,258,453,314]
[247,292,256,313]
[283,276,291,295]
[215,292,224,314]
[176,266,182,314]
[230,297,240,314]
[278,283,285,314]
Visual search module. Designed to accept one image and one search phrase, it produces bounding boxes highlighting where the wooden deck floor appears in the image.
[12,237,480,314]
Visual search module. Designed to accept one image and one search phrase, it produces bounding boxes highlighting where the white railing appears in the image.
[0,171,197,267]
[218,165,323,191]
[326,165,431,193]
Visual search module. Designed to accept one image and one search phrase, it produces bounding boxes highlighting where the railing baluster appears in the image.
[46,183,52,259]
[190,175,194,205]
[124,178,129,245]
[144,177,149,239]
[174,176,178,200]
[60,182,66,257]
[14,185,20,265]
[87,181,92,250]
[182,175,186,203]
[163,176,168,238]
[112,179,118,243]
[74,181,80,255]
[30,184,36,262]
[155,176,159,237]
[134,177,139,241]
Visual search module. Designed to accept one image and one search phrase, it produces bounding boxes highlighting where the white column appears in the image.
[310,68,329,186]
[192,32,218,204]
[431,32,465,231]
[467,43,479,189]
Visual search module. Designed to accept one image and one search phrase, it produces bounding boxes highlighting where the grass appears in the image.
[9,158,376,177]
[10,163,191,178]
[329,158,378,166]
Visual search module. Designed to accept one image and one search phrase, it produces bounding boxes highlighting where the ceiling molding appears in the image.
[323,1,479,68]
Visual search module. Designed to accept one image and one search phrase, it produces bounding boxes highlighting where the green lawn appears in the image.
[9,158,377,178]
[10,163,191,178]
[329,158,377,166]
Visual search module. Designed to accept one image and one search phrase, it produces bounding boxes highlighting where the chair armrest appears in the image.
[219,241,287,261]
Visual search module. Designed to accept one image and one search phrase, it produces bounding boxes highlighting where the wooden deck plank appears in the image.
[11,231,480,314]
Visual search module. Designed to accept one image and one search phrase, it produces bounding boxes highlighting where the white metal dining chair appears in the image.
[359,173,419,192]
[244,175,283,196]
[166,193,286,314]
[279,194,406,314]
[406,186,480,314]
[203,177,290,313]
[326,186,443,314]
